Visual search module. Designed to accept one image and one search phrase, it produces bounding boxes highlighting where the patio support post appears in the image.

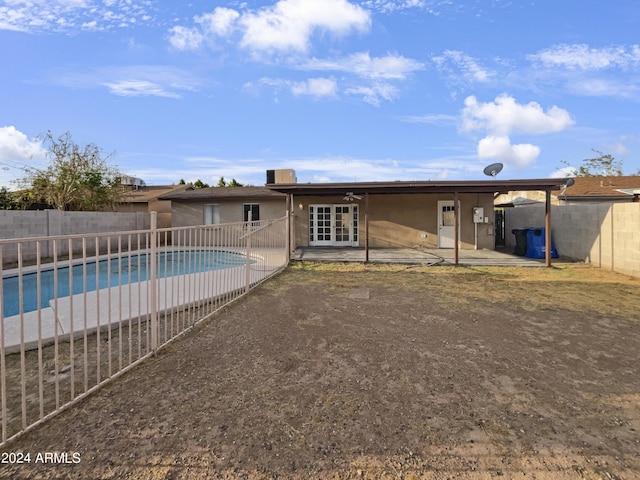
[285,194,291,256]
[454,191,459,265]
[545,190,552,267]
[365,193,370,262]
[291,194,295,255]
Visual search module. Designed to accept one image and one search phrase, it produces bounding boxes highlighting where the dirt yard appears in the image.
[1,261,639,479]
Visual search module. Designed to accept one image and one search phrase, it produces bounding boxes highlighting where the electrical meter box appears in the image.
[473,207,484,223]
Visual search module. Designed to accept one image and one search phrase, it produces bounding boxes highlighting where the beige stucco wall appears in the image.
[505,203,640,278]
[115,199,173,228]
[292,193,496,250]
[170,198,286,227]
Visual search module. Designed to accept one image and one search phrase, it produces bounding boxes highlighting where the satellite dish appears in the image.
[483,162,504,177]
[565,178,575,187]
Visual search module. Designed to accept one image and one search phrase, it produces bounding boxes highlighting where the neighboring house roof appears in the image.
[558,176,640,201]
[159,186,286,201]
[119,185,186,204]
[267,178,568,196]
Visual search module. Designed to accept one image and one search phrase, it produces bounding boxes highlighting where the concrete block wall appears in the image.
[505,203,640,278]
[0,211,150,265]
[612,203,640,277]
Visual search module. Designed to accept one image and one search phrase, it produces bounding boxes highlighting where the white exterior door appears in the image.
[309,205,333,246]
[309,205,358,246]
[438,201,458,248]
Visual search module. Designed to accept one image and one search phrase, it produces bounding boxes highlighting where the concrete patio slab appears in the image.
[291,246,549,267]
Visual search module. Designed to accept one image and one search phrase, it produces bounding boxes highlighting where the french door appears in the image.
[309,205,359,246]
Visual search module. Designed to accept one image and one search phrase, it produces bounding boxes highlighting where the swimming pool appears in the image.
[2,250,247,317]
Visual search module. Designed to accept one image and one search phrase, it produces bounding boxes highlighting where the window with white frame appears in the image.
[204,204,220,224]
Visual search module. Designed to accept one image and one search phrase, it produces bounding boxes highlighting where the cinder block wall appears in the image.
[505,203,640,278]
[0,210,150,265]
[0,210,149,240]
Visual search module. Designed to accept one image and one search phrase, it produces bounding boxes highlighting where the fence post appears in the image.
[150,211,158,352]
[245,211,252,294]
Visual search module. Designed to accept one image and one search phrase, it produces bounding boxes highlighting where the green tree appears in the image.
[193,179,210,189]
[564,149,624,177]
[216,176,243,187]
[18,131,123,211]
[178,179,186,185]
[0,187,18,210]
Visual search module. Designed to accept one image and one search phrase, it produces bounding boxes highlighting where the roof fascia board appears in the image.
[267,179,565,196]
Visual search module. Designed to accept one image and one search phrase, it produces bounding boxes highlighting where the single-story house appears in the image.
[157,170,569,265]
[266,177,569,266]
[159,186,287,227]
[114,183,186,228]
[495,175,640,206]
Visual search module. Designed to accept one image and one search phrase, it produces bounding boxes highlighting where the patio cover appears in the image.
[267,178,569,266]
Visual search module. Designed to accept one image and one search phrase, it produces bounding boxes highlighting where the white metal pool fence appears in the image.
[0,213,289,446]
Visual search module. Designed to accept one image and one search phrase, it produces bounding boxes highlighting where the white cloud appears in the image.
[255,76,338,99]
[529,44,640,71]
[50,65,201,98]
[251,53,416,105]
[569,78,640,99]
[345,82,398,106]
[295,52,423,106]
[518,43,640,101]
[0,126,46,163]
[359,0,428,13]
[168,7,239,50]
[168,25,205,50]
[0,0,155,33]
[301,52,424,79]
[360,0,514,16]
[168,3,418,106]
[127,153,482,186]
[0,126,47,186]
[549,166,577,178]
[432,50,495,83]
[170,0,370,54]
[460,94,574,136]
[460,94,574,168]
[397,114,457,125]
[609,139,629,156]
[286,154,481,182]
[477,135,540,168]
[239,0,370,53]
[101,80,182,98]
[291,78,338,98]
[198,7,240,37]
[287,156,415,182]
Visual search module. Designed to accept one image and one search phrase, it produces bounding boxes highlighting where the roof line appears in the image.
[267,178,568,195]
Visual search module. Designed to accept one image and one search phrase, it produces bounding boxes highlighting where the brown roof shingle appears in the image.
[119,185,186,203]
[560,176,640,199]
[159,186,286,201]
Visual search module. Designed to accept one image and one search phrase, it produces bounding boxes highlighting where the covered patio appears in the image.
[292,246,549,267]
[268,178,569,267]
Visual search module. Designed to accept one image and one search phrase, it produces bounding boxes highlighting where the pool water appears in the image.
[2,250,246,317]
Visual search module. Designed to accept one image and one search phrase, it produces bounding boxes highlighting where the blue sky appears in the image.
[1,0,639,187]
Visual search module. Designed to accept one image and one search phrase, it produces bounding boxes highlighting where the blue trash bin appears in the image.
[525,228,558,259]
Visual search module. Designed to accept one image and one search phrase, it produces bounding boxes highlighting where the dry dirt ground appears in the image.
[1,261,639,479]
